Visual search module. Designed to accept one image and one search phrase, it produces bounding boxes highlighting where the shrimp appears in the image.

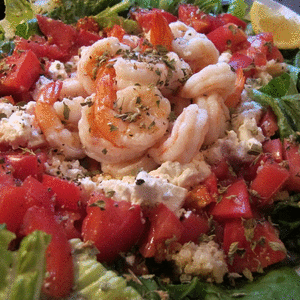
[224,68,246,108]
[169,21,219,73]
[101,155,159,178]
[59,77,89,99]
[114,51,191,96]
[148,104,208,164]
[78,66,171,164]
[195,94,230,146]
[180,62,237,99]
[77,37,130,94]
[35,81,85,159]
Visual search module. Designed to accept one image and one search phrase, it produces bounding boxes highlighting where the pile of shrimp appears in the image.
[34,15,247,176]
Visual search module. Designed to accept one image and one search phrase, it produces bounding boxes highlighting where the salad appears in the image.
[1,0,300,299]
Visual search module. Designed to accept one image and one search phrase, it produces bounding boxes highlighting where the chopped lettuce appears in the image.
[68,239,142,300]
[0,0,35,39]
[250,70,300,141]
[0,225,51,300]
[227,0,249,19]
[129,268,300,300]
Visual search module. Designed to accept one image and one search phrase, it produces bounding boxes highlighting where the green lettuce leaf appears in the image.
[0,225,51,300]
[227,0,249,19]
[68,239,142,300]
[0,0,35,39]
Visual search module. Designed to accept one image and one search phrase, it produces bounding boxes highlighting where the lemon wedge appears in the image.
[250,0,300,49]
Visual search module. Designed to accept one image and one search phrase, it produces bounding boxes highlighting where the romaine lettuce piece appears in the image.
[0,225,51,300]
[69,239,142,300]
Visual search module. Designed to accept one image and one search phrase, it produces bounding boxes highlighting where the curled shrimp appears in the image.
[195,93,230,146]
[180,62,237,99]
[169,21,219,73]
[148,104,208,164]
[77,37,130,94]
[78,66,171,164]
[35,81,85,159]
[114,51,191,96]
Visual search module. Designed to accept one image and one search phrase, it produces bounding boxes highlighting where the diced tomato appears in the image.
[5,153,38,181]
[283,140,300,192]
[228,52,254,78]
[250,161,289,206]
[76,29,102,47]
[149,11,173,51]
[216,13,247,30]
[262,139,283,162]
[246,33,284,66]
[139,203,184,258]
[211,179,253,221]
[0,172,14,187]
[36,150,48,180]
[82,193,145,263]
[105,24,126,41]
[22,206,73,298]
[203,172,219,199]
[0,185,26,233]
[184,183,214,212]
[0,50,41,95]
[178,4,212,33]
[55,210,82,239]
[207,23,248,53]
[259,107,279,137]
[223,219,286,273]
[179,211,210,244]
[23,176,55,212]
[131,8,177,33]
[42,174,82,212]
[14,36,68,61]
[211,156,236,182]
[37,15,77,53]
[0,95,15,104]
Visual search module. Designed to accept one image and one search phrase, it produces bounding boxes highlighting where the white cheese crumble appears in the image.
[0,102,45,149]
[171,241,228,283]
[149,154,211,188]
[48,60,68,80]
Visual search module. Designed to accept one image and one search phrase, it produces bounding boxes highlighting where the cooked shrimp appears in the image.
[101,154,159,178]
[35,81,85,159]
[78,66,171,163]
[77,37,130,94]
[180,62,236,99]
[114,51,191,96]
[59,77,89,99]
[195,94,230,146]
[148,104,208,164]
[169,21,219,73]
[224,68,246,108]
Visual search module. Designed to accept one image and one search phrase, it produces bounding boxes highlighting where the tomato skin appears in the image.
[23,175,55,213]
[42,174,82,212]
[82,194,145,263]
[55,210,82,239]
[217,13,247,30]
[250,161,289,205]
[207,23,248,53]
[139,203,184,258]
[37,15,77,53]
[179,211,210,244]
[22,206,74,298]
[223,219,286,273]
[178,4,212,33]
[0,185,27,233]
[131,8,177,32]
[211,179,253,221]
[259,107,279,137]
[262,139,283,162]
[76,29,102,47]
[5,153,38,181]
[0,50,41,95]
[228,53,254,78]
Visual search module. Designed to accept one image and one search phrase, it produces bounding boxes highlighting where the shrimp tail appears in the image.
[150,11,173,51]
[224,68,245,108]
